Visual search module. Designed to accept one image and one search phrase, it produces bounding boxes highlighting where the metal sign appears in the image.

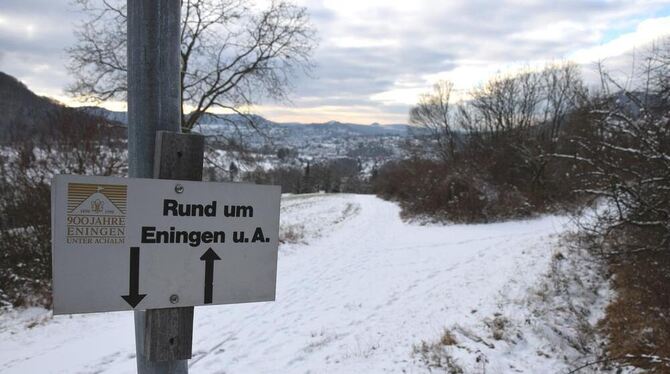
[51,175,280,315]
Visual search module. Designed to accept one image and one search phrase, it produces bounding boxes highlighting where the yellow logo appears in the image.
[66,183,127,244]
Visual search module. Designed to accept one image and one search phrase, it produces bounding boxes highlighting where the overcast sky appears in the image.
[1,0,670,124]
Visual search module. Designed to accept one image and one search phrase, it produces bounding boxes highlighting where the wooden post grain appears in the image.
[134,132,204,371]
[149,133,204,360]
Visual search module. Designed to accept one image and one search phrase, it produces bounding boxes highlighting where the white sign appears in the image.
[51,175,280,315]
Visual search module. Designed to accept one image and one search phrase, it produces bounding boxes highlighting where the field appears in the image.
[0,194,609,373]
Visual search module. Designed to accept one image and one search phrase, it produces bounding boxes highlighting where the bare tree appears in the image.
[409,80,456,162]
[529,63,587,186]
[455,65,587,187]
[467,69,543,138]
[540,62,587,148]
[644,38,670,105]
[556,41,670,255]
[67,0,316,132]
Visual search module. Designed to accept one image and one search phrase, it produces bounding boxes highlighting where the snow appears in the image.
[0,194,607,373]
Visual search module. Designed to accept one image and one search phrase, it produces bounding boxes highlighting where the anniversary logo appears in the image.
[66,183,127,244]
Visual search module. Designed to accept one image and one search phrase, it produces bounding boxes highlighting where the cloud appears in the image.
[1,0,670,124]
[254,103,410,124]
[570,15,670,63]
[282,0,670,122]
[0,0,79,99]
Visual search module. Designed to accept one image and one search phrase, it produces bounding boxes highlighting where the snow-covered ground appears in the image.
[0,194,608,373]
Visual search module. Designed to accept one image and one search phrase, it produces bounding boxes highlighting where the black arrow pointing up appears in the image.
[121,246,146,308]
[200,248,221,304]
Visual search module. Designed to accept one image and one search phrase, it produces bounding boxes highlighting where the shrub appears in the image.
[373,159,535,223]
[0,108,125,308]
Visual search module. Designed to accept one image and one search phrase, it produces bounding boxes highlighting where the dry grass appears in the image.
[600,251,670,372]
[440,329,458,346]
[279,224,305,244]
[412,328,464,373]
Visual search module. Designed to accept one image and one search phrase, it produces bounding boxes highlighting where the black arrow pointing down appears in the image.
[121,246,146,308]
[200,248,221,304]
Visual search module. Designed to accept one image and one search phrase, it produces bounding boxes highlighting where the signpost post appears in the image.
[50,2,280,374]
[127,1,186,372]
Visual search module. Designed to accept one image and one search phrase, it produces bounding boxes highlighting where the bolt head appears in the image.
[175,184,184,194]
[170,294,179,304]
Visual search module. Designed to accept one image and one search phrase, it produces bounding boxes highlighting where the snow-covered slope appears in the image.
[0,194,605,373]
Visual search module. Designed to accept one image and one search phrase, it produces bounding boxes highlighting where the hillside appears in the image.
[0,72,60,138]
[0,71,414,161]
[87,107,415,137]
[0,194,609,373]
[0,72,124,142]
[85,108,417,162]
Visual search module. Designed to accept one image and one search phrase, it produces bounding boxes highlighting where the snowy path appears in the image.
[0,194,571,373]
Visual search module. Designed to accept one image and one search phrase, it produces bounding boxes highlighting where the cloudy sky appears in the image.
[1,0,670,124]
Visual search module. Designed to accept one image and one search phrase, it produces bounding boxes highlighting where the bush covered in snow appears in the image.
[566,41,670,371]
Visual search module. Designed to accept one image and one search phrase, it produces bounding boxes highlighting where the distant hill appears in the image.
[87,107,415,137]
[0,72,124,142]
[0,71,414,144]
[276,120,414,136]
[80,106,128,124]
[0,72,61,137]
